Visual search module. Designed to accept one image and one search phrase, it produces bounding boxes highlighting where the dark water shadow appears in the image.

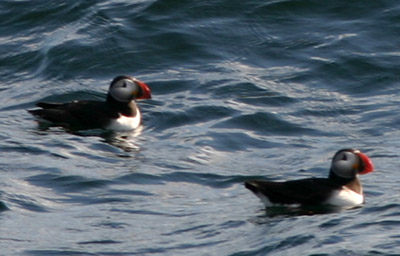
[0,200,10,212]
[252,204,362,220]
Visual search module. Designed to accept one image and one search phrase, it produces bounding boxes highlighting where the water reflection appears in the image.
[101,126,143,153]
[33,120,144,153]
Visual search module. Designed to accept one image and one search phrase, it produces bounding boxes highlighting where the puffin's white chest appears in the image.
[325,186,364,207]
[107,111,141,131]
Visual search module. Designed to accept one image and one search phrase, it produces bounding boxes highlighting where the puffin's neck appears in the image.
[328,170,362,194]
[344,178,363,194]
[328,170,354,184]
[106,95,137,117]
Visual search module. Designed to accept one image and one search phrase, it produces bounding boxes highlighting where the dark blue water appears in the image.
[1,0,400,255]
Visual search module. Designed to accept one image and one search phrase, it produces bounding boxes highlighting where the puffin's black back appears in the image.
[28,101,120,130]
[245,178,342,205]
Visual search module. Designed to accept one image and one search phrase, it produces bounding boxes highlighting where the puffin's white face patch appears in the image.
[110,78,139,102]
[107,111,141,131]
[332,151,358,178]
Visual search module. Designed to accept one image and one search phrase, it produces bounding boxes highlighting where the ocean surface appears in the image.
[1,0,400,255]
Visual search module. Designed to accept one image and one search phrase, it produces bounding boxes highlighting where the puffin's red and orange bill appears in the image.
[358,152,374,175]
[137,81,152,99]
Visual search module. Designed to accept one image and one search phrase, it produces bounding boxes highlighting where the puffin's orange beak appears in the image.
[358,152,374,175]
[136,80,152,99]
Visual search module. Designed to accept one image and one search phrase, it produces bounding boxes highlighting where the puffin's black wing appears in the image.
[245,178,339,205]
[29,101,119,130]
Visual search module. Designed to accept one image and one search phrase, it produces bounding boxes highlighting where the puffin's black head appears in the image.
[108,75,151,103]
[330,148,374,179]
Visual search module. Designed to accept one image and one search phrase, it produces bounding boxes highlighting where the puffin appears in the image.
[28,75,151,131]
[245,149,374,208]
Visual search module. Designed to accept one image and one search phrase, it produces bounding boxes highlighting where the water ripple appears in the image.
[1,0,400,255]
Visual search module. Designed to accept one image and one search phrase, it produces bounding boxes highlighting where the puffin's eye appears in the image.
[122,82,127,88]
[341,153,347,161]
